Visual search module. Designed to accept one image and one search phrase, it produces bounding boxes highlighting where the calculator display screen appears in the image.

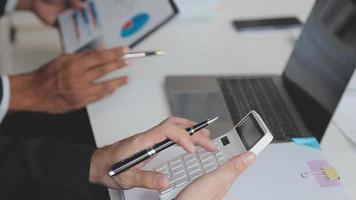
[236,115,264,150]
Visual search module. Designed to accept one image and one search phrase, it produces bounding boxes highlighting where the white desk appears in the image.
[87,0,314,146]
[87,0,319,199]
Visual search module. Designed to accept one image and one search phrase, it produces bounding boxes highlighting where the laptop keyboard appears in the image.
[218,77,300,142]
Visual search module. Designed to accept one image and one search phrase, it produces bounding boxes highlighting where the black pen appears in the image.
[108,116,220,177]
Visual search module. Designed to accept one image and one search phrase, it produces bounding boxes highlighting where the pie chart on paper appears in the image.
[121,13,150,38]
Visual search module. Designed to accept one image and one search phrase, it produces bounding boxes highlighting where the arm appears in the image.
[0,0,7,16]
[8,47,129,114]
[1,0,17,17]
[0,117,216,198]
[0,136,101,199]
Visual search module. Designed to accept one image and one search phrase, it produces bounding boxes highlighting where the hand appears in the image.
[89,117,217,190]
[9,47,130,114]
[16,0,85,26]
[176,152,256,200]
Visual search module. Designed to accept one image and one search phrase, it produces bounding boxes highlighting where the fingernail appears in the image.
[123,46,130,54]
[212,143,218,152]
[156,175,169,188]
[124,59,131,65]
[203,129,210,135]
[124,76,129,83]
[243,152,256,166]
[190,146,196,154]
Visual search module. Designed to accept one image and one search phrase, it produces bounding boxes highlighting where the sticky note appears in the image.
[323,166,340,180]
[292,137,321,149]
[308,160,342,187]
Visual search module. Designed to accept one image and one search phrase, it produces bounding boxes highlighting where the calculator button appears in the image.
[184,154,198,164]
[198,148,208,153]
[171,165,185,176]
[217,157,226,165]
[187,160,199,168]
[187,163,202,175]
[183,153,196,160]
[160,187,173,194]
[204,162,218,173]
[170,171,186,183]
[170,159,183,170]
[173,176,188,188]
[187,158,200,168]
[215,152,226,165]
[155,165,169,174]
[201,156,215,165]
[199,151,211,157]
[199,152,214,160]
[215,152,224,159]
[189,170,203,180]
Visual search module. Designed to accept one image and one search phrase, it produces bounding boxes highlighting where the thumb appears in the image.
[222,152,256,181]
[131,170,169,190]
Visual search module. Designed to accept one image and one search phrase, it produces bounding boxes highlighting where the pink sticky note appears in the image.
[307,160,342,187]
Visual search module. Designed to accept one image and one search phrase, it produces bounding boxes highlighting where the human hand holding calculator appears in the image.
[154,111,273,200]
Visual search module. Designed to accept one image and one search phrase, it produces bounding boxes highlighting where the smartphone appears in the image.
[154,110,273,200]
[232,17,302,31]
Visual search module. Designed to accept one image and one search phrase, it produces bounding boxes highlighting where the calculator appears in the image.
[154,111,273,200]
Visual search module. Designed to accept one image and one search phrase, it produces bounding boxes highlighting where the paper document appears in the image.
[59,0,178,53]
[124,143,348,200]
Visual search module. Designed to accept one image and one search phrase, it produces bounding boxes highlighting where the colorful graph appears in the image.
[121,13,150,38]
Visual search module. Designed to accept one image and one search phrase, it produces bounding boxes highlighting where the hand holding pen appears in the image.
[89,117,218,190]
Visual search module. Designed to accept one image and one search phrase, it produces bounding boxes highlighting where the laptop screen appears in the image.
[282,0,356,140]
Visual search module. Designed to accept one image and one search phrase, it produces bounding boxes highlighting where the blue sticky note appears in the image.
[292,137,321,149]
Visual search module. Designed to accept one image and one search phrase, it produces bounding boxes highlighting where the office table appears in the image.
[86,0,354,199]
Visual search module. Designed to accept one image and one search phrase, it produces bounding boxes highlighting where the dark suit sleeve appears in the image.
[0,137,106,200]
[0,0,8,17]
[0,77,3,108]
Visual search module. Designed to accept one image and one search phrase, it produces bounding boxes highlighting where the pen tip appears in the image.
[208,116,220,124]
[155,50,166,56]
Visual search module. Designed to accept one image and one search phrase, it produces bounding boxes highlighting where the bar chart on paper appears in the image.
[59,0,177,52]
[59,0,103,53]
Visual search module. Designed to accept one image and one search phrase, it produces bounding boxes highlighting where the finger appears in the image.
[77,47,130,72]
[85,59,129,81]
[85,77,128,103]
[191,130,217,152]
[69,0,86,9]
[219,152,256,182]
[167,117,217,151]
[130,170,169,190]
[168,117,197,127]
[149,121,196,153]
[168,125,196,153]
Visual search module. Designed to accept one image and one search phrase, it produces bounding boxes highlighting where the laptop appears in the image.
[165,1,356,142]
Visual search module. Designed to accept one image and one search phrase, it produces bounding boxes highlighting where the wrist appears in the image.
[89,149,101,184]
[9,72,41,112]
[15,0,33,11]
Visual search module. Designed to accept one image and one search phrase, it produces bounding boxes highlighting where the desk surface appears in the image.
[86,0,355,199]
[87,0,314,145]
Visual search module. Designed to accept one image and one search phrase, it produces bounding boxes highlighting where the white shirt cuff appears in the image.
[0,75,10,123]
[5,0,18,14]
